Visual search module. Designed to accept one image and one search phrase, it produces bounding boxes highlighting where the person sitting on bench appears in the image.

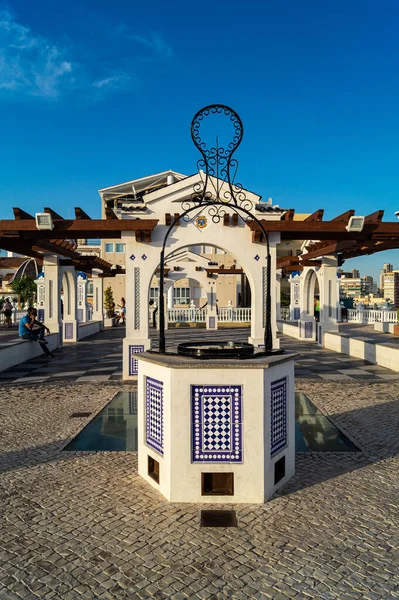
[19,307,53,357]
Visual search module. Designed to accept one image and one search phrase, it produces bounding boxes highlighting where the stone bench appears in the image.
[0,333,59,372]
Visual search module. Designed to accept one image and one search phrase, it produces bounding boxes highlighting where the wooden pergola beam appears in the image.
[304,209,324,222]
[281,209,295,221]
[13,207,34,220]
[74,207,92,220]
[330,210,355,223]
[365,210,384,223]
[44,207,65,221]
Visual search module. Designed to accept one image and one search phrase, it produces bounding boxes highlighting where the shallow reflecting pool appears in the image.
[295,392,359,452]
[64,392,137,451]
[64,391,359,452]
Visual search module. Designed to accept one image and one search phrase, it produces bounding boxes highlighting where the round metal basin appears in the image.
[177,341,255,360]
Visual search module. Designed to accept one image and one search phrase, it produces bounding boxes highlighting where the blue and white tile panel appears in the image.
[271,377,287,456]
[64,323,74,340]
[145,377,164,456]
[129,345,144,376]
[192,385,243,463]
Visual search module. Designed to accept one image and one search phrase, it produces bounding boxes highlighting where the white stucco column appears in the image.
[318,256,339,339]
[43,254,62,340]
[35,272,46,322]
[92,270,104,325]
[122,231,153,380]
[167,285,174,309]
[289,273,301,321]
[77,272,88,323]
[206,280,218,330]
[276,270,282,321]
[61,267,78,343]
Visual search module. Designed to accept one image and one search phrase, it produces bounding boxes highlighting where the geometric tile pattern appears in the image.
[134,267,140,330]
[192,385,242,463]
[64,323,74,340]
[129,345,144,376]
[305,321,313,338]
[145,377,163,456]
[49,280,54,319]
[271,377,287,456]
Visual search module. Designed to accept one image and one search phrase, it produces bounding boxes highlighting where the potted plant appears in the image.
[104,286,116,327]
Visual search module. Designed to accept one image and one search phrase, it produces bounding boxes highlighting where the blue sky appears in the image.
[0,0,398,280]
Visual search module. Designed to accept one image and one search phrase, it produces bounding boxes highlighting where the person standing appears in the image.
[19,307,53,357]
[117,298,126,325]
[3,298,12,328]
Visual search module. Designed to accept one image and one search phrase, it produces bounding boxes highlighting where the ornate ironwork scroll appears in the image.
[158,104,274,354]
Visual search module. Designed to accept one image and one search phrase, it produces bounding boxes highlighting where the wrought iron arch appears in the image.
[157,104,274,354]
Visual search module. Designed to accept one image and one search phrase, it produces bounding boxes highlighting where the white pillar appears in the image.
[35,273,46,322]
[167,285,174,309]
[77,272,88,323]
[62,268,79,343]
[92,270,104,325]
[319,256,339,338]
[276,271,282,320]
[206,280,218,330]
[43,254,62,337]
[289,273,301,321]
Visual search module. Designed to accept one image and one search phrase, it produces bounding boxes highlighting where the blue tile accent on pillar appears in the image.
[65,323,73,340]
[271,377,287,456]
[129,345,144,376]
[294,307,300,320]
[77,309,84,322]
[38,309,44,322]
[145,377,164,455]
[305,321,313,338]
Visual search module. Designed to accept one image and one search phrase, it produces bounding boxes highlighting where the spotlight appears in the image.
[345,216,365,232]
[35,213,54,230]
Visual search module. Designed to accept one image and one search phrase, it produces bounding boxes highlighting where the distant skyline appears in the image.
[1,0,398,281]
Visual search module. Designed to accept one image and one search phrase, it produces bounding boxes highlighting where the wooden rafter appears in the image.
[281,209,295,221]
[74,207,92,220]
[13,207,34,220]
[330,210,355,223]
[304,209,324,222]
[44,207,65,221]
[364,210,384,223]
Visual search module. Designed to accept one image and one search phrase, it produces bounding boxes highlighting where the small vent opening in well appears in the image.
[274,455,286,485]
[148,455,160,484]
[202,472,234,496]
[200,510,237,528]
[70,412,92,418]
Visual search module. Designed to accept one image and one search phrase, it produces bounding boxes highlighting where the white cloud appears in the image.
[0,6,75,98]
[93,74,130,89]
[129,31,172,59]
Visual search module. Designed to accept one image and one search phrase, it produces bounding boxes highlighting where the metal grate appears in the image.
[200,510,237,528]
[70,412,92,418]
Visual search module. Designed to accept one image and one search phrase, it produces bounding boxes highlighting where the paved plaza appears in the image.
[1,326,399,599]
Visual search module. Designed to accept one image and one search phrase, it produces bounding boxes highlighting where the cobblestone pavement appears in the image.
[1,359,399,598]
[0,325,397,383]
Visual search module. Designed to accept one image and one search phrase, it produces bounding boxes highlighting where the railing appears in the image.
[347,309,398,324]
[218,307,251,322]
[280,307,290,321]
[167,308,207,323]
[0,309,26,325]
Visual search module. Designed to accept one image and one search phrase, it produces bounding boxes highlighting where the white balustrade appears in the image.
[280,307,290,321]
[167,308,207,323]
[347,309,397,324]
[0,309,26,325]
[217,307,251,322]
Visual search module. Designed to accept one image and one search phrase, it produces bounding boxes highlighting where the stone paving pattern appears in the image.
[1,325,398,383]
[1,328,399,599]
